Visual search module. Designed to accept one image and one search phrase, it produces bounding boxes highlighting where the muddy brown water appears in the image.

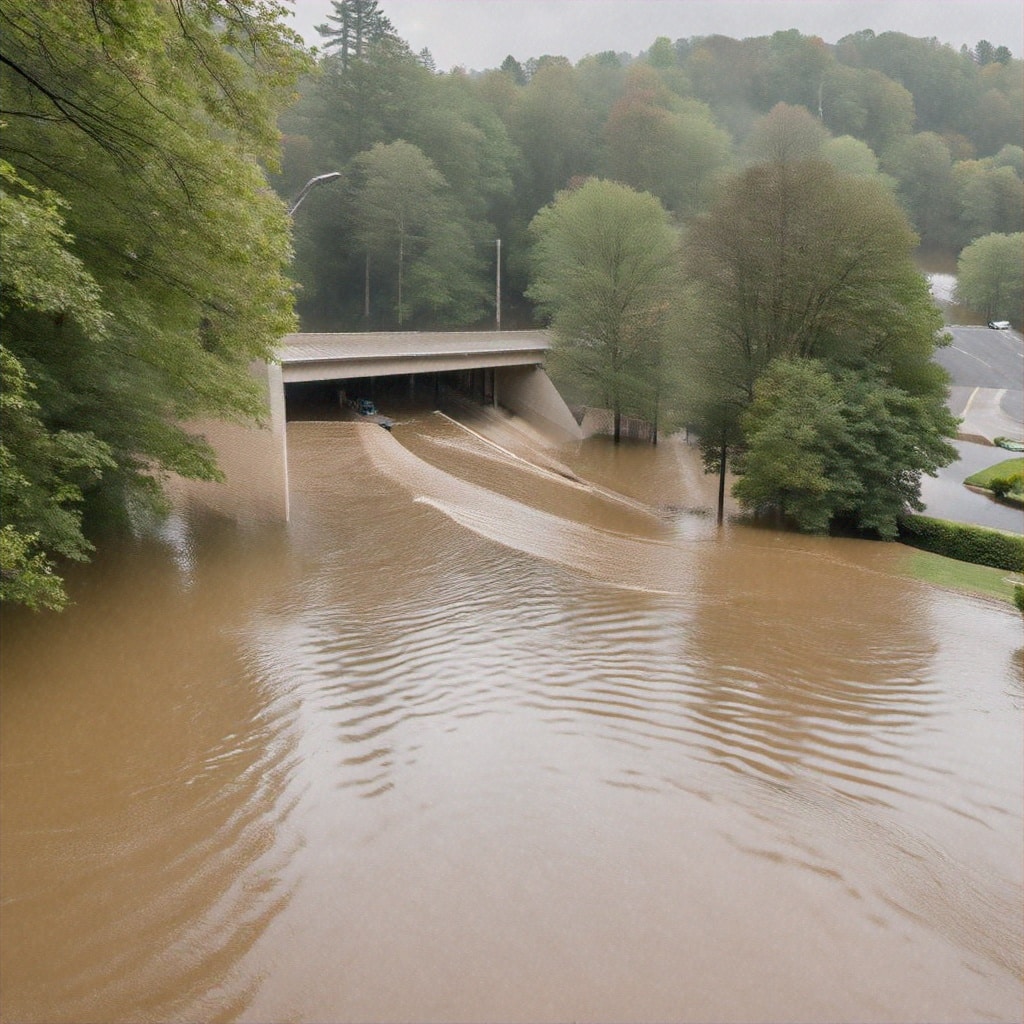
[1,408,1021,1023]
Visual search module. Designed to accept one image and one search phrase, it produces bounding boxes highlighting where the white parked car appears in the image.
[987,320,1011,330]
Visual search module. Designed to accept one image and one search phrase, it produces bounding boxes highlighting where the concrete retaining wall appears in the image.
[495,365,584,443]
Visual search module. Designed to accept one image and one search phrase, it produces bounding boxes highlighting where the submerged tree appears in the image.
[680,157,956,533]
[528,179,679,441]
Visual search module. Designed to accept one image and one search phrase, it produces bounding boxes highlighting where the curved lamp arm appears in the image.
[288,172,341,215]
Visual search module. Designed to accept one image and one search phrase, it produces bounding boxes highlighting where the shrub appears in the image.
[1015,585,1024,613]
[897,514,1024,571]
[990,476,1015,497]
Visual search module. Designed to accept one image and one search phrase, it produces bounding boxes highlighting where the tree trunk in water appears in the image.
[613,406,621,444]
[717,441,727,526]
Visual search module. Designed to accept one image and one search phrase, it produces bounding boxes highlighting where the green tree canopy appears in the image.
[882,132,958,246]
[822,65,915,155]
[820,135,889,182]
[507,61,596,217]
[745,102,830,163]
[734,358,957,536]
[955,233,1024,324]
[600,67,732,218]
[0,165,115,609]
[953,161,1024,244]
[350,140,488,326]
[0,0,309,607]
[528,179,679,441]
[679,156,954,533]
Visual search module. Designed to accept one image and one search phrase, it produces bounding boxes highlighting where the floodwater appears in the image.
[1,407,1022,1023]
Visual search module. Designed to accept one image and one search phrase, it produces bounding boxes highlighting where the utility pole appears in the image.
[495,238,501,331]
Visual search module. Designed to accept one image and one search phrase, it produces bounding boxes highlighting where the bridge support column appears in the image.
[168,360,289,522]
[267,360,290,522]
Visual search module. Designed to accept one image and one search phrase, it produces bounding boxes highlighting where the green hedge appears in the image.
[897,514,1024,572]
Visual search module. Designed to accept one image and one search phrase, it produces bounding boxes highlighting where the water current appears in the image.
[1,408,1021,1023]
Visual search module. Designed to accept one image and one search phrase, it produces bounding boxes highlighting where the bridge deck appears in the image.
[278,330,551,382]
[280,330,549,363]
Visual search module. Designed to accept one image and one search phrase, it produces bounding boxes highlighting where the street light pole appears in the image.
[273,171,340,525]
[287,171,341,216]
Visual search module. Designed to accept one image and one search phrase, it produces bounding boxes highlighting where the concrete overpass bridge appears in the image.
[275,330,582,442]
[280,330,550,380]
[217,330,582,521]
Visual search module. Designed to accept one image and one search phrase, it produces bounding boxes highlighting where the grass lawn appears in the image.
[964,457,1024,489]
[901,547,1023,604]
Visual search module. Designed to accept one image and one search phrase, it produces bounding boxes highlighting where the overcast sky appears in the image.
[286,0,1023,70]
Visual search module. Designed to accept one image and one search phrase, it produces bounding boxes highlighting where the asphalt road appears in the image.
[934,324,1024,435]
[918,439,1024,534]
[922,324,1023,532]
[935,324,1023,386]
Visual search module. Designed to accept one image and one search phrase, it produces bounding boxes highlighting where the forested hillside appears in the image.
[276,3,1022,330]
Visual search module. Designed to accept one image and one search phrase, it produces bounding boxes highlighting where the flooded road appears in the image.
[1,409,1021,1023]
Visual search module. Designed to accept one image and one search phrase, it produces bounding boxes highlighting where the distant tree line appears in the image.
[276,8,1021,331]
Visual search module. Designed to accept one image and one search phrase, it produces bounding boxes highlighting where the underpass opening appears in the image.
[283,370,496,423]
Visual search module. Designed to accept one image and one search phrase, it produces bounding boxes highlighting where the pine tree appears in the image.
[316,0,397,69]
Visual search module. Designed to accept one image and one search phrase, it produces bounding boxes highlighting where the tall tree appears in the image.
[683,159,945,390]
[315,0,397,69]
[955,233,1023,324]
[528,179,679,441]
[679,157,955,532]
[0,0,308,606]
[600,66,732,219]
[350,141,487,326]
[500,55,527,86]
